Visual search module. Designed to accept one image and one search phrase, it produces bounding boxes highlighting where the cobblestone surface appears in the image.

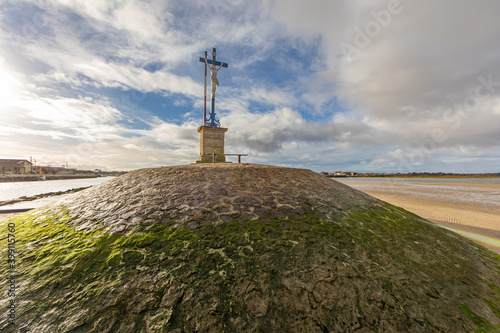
[3,164,499,332]
[44,163,379,233]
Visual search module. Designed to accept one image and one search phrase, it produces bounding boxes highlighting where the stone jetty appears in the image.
[1,164,499,332]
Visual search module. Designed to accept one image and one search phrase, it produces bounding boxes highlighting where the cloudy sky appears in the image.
[1,0,499,172]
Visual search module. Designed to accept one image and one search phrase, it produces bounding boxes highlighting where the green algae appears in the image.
[483,297,500,320]
[1,202,500,332]
[459,304,498,332]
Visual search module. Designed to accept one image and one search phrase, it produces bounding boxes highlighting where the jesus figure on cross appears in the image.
[199,48,228,127]
[205,59,225,97]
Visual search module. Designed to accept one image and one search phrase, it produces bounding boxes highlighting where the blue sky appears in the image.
[1,0,500,172]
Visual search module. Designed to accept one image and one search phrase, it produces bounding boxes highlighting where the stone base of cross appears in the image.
[195,126,228,163]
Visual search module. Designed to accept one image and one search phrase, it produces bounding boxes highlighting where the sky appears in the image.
[1,0,499,173]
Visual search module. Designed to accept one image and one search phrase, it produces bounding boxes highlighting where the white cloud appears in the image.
[223,107,305,152]
[0,60,24,105]
[0,93,203,170]
[1,0,499,172]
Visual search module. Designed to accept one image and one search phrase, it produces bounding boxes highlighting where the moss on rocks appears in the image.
[1,164,500,332]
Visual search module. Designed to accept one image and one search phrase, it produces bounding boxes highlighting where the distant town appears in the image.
[2,158,499,179]
[320,171,500,178]
[0,158,126,178]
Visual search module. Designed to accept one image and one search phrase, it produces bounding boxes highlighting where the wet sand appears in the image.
[343,181,500,254]
[0,194,75,222]
[0,212,20,222]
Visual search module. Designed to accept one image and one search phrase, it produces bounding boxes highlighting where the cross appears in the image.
[199,48,228,127]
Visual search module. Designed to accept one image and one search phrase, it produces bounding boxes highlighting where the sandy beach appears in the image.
[340,180,500,254]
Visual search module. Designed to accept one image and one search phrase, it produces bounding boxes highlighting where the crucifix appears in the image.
[199,48,228,127]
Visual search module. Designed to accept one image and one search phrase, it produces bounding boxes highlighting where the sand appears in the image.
[343,181,500,254]
[0,194,75,222]
[0,212,19,222]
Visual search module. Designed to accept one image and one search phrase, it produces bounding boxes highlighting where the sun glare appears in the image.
[0,62,22,106]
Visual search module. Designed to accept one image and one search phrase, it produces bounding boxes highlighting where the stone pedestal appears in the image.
[196,126,228,163]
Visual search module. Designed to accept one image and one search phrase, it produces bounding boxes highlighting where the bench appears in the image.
[208,153,248,163]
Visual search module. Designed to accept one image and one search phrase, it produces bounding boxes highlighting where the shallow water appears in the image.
[337,177,500,209]
[0,177,115,201]
[338,177,500,185]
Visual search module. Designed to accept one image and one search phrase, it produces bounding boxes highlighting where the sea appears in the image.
[336,177,500,185]
[0,177,115,202]
[336,177,500,208]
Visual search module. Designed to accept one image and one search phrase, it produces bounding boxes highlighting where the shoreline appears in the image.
[329,175,500,179]
[346,181,500,188]
[0,174,99,183]
[428,219,500,255]
[0,193,78,221]
[0,187,90,207]
[341,182,500,255]
[355,188,500,230]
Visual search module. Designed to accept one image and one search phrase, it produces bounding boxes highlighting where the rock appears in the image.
[1,164,500,332]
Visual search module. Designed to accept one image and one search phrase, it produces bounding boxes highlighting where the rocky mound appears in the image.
[1,164,500,332]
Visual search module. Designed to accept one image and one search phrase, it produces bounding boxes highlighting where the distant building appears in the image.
[0,159,33,174]
[320,171,361,177]
[39,166,64,174]
[37,166,80,174]
[331,171,358,177]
